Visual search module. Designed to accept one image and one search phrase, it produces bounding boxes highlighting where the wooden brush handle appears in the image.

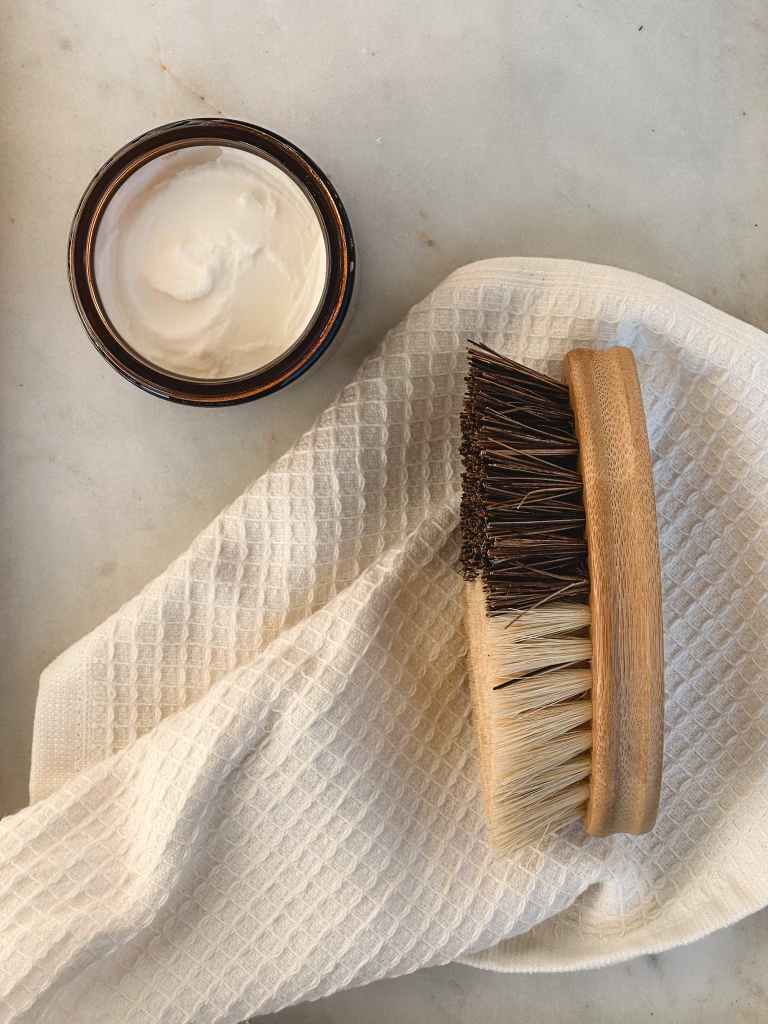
[564,347,664,837]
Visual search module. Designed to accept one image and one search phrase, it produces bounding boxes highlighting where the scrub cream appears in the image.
[93,145,328,379]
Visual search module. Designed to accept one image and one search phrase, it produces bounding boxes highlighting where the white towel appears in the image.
[2,258,766,1023]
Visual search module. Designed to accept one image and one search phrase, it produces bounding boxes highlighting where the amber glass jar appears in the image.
[68,118,355,405]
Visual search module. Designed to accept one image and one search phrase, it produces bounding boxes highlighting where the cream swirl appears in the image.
[94,145,328,379]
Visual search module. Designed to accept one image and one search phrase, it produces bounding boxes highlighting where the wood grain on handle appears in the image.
[564,347,664,836]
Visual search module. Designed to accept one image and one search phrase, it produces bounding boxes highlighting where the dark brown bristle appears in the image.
[460,342,590,611]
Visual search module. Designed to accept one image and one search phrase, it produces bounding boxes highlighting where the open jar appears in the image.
[68,118,356,405]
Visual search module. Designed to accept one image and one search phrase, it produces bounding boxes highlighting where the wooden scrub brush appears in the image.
[460,343,664,855]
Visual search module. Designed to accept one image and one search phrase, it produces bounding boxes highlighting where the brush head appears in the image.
[461,342,664,855]
[460,343,594,854]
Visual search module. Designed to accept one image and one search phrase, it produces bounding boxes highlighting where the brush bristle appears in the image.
[461,343,593,855]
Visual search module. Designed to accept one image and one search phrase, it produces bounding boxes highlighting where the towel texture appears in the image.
[2,258,767,1022]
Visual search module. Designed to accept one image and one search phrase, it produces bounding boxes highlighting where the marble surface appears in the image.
[1,0,766,1017]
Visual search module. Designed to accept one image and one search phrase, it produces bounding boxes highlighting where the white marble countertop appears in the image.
[2,0,766,1018]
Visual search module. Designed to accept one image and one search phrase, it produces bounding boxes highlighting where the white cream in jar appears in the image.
[93,145,328,379]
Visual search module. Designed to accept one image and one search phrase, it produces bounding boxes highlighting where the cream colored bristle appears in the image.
[486,606,592,679]
[494,667,593,714]
[464,580,594,856]
[489,603,591,643]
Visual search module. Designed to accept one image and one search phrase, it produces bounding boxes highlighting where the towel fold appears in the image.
[2,258,766,1023]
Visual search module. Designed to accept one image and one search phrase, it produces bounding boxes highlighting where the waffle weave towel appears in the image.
[2,258,767,1023]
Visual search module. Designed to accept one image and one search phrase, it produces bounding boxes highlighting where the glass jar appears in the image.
[68,118,356,405]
